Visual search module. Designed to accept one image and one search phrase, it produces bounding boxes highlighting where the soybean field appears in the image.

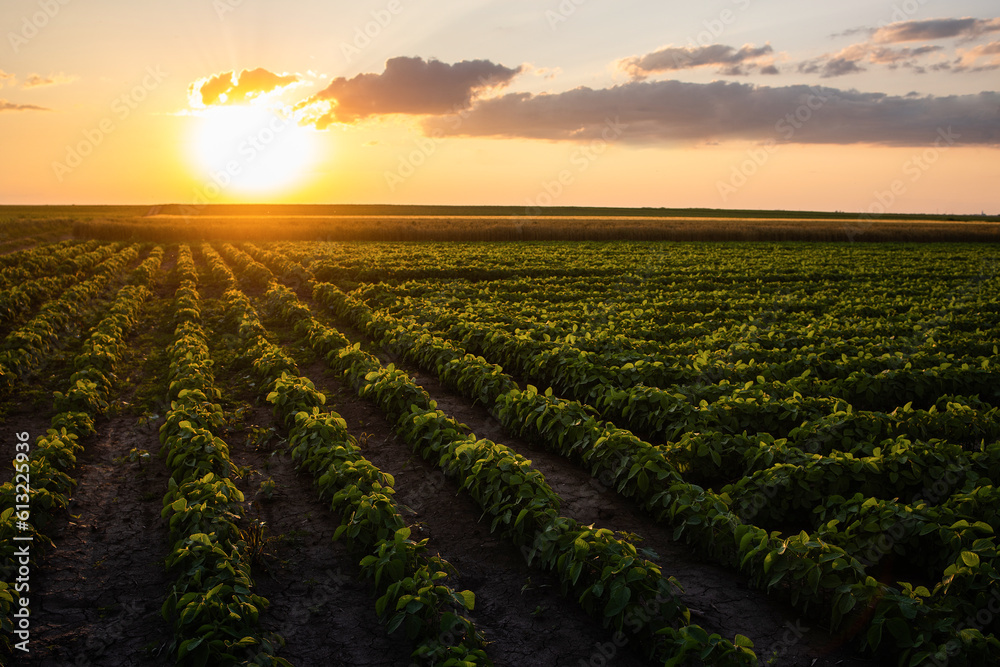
[1,237,999,667]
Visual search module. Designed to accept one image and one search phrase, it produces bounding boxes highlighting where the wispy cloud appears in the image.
[299,56,523,128]
[799,43,943,77]
[22,72,78,88]
[0,70,14,89]
[955,40,1000,71]
[189,67,300,107]
[873,17,1000,43]
[800,16,1000,77]
[618,44,777,78]
[420,79,1000,146]
[0,99,50,112]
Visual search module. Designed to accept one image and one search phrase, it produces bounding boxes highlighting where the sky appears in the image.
[1,0,999,214]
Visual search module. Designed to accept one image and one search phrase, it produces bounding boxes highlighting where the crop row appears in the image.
[0,249,161,652]
[394,304,999,417]
[157,245,288,666]
[263,281,757,665]
[0,244,141,392]
[221,283,490,665]
[0,240,102,290]
[0,241,126,328]
[305,278,1000,665]
[214,243,272,289]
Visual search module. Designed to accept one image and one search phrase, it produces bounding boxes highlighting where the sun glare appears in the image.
[190,105,317,196]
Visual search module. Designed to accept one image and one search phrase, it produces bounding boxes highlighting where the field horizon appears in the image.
[3,202,1000,222]
[3,204,999,245]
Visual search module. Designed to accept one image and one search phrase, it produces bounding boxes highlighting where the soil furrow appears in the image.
[307,307,875,666]
[20,415,173,666]
[294,357,662,667]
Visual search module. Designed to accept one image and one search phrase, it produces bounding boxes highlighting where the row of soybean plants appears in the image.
[285,241,986,285]
[307,280,1000,665]
[361,254,997,359]
[217,271,491,666]
[259,278,756,666]
[201,244,489,664]
[377,290,999,412]
[361,301,1000,485]
[0,241,114,326]
[0,240,99,290]
[157,245,289,666]
[385,298,1000,458]
[0,243,141,393]
[0,247,163,653]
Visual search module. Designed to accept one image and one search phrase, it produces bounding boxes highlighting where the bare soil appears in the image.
[1,248,884,667]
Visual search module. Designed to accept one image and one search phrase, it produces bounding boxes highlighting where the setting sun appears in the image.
[1,1,1000,664]
[189,105,317,196]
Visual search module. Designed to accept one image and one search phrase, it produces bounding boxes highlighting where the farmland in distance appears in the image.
[1,212,999,666]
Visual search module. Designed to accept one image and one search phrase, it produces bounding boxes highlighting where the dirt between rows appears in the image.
[288,359,664,667]
[292,308,878,667]
[388,366,875,667]
[7,254,878,666]
[14,415,174,666]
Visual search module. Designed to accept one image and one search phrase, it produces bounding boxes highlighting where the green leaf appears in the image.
[604,585,631,618]
[960,551,980,568]
[386,611,405,634]
[456,589,475,611]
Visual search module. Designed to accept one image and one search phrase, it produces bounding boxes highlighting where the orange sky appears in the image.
[1,1,998,214]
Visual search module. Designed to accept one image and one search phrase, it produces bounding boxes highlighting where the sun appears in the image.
[189,105,317,196]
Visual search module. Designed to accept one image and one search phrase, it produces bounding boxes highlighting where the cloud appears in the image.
[955,41,1000,71]
[799,55,867,78]
[0,70,13,89]
[799,42,946,77]
[618,44,776,78]
[421,79,1000,146]
[189,67,300,107]
[301,56,523,127]
[873,17,1000,43]
[0,99,50,112]
[22,72,78,88]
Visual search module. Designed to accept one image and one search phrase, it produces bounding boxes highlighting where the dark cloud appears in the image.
[0,99,50,112]
[190,67,299,106]
[799,56,867,78]
[873,17,1000,43]
[302,56,522,127]
[421,79,1000,146]
[869,45,942,64]
[619,44,774,78]
[798,43,944,77]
